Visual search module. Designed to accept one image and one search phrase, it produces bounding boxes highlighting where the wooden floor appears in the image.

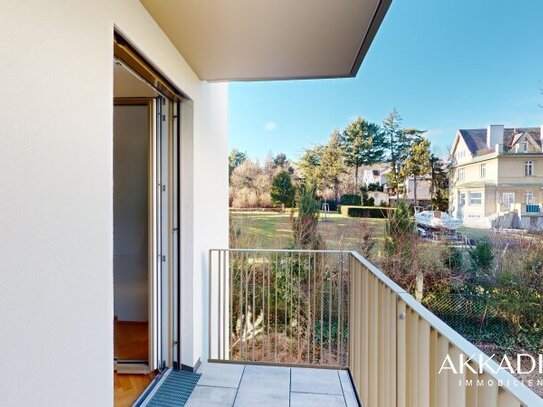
[114,319,152,406]
[114,372,156,407]
[115,320,148,360]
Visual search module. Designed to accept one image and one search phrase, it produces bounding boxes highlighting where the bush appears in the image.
[320,199,338,212]
[340,205,394,218]
[339,194,362,206]
[291,185,324,249]
[270,171,296,209]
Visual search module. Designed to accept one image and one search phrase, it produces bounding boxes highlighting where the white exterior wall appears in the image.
[404,178,432,201]
[0,1,228,406]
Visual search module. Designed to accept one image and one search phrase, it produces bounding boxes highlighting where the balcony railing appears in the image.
[523,203,542,214]
[208,249,542,407]
[500,203,543,215]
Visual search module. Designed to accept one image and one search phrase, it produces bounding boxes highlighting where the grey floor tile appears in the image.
[338,370,359,407]
[291,367,343,395]
[185,385,237,407]
[197,362,245,388]
[290,392,346,407]
[234,365,290,407]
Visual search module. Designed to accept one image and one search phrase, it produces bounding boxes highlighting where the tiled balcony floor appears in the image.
[185,362,359,407]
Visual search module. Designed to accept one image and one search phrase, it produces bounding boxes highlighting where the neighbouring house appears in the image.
[401,176,432,205]
[361,167,390,205]
[367,190,390,206]
[381,166,433,205]
[2,2,541,407]
[450,125,543,229]
[362,167,388,187]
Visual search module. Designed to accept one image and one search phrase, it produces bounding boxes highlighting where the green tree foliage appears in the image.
[429,153,449,210]
[384,200,414,254]
[273,153,289,170]
[291,185,323,249]
[466,239,495,293]
[382,110,426,193]
[298,145,324,188]
[270,171,296,210]
[382,109,409,192]
[229,149,247,177]
[339,117,385,191]
[319,130,346,202]
[400,137,431,205]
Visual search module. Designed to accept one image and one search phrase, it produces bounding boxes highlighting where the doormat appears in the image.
[145,369,200,407]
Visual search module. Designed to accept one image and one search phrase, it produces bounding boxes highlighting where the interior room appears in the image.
[113,59,158,406]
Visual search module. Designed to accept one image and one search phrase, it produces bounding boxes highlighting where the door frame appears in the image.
[114,30,183,374]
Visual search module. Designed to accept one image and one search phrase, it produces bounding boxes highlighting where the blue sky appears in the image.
[229,0,543,161]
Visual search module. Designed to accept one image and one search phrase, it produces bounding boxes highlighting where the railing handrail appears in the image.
[352,250,542,406]
[210,248,350,254]
[209,248,542,405]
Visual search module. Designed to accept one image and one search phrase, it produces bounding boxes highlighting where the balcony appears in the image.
[207,249,542,407]
[518,203,542,216]
[185,362,357,406]
[499,203,543,216]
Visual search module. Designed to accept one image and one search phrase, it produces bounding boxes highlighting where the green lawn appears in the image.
[457,226,492,241]
[230,210,386,251]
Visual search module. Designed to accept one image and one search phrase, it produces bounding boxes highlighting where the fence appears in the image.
[208,249,542,407]
[208,249,350,367]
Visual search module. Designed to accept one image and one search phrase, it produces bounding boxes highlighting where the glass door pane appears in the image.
[113,102,151,363]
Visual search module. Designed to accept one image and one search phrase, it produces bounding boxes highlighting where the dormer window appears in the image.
[525,160,534,176]
[522,142,528,153]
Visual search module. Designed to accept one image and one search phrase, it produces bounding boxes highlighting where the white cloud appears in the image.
[264,121,277,131]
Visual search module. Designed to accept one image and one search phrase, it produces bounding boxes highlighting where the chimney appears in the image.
[487,124,504,149]
[540,125,543,152]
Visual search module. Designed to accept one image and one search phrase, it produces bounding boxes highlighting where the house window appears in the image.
[458,168,465,181]
[525,161,534,176]
[525,190,534,204]
[502,192,515,205]
[522,142,528,153]
[480,163,486,178]
[469,192,482,205]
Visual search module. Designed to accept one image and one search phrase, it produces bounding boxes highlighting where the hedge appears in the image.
[340,205,395,218]
[339,194,362,206]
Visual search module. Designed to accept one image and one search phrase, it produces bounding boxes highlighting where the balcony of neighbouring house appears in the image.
[514,203,543,216]
[202,249,542,407]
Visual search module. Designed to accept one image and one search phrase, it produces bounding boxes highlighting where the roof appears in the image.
[458,127,541,156]
[140,0,392,81]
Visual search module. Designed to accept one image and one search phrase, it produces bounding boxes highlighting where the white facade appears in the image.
[362,168,387,187]
[450,125,543,229]
[401,177,432,203]
[0,1,228,406]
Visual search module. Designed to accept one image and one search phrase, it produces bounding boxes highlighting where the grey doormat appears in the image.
[145,370,201,407]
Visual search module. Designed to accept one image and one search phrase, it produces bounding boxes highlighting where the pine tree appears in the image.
[400,137,432,205]
[298,145,325,189]
[382,109,405,191]
[320,130,346,202]
[382,110,425,194]
[270,171,296,211]
[339,117,385,192]
[429,153,449,210]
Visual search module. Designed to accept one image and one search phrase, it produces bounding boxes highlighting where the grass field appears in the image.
[230,210,492,251]
[230,210,386,251]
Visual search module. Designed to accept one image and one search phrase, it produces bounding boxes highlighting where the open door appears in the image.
[113,32,182,405]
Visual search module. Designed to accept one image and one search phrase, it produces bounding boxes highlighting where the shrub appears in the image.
[340,205,393,218]
[291,185,324,249]
[270,171,296,209]
[339,194,362,206]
